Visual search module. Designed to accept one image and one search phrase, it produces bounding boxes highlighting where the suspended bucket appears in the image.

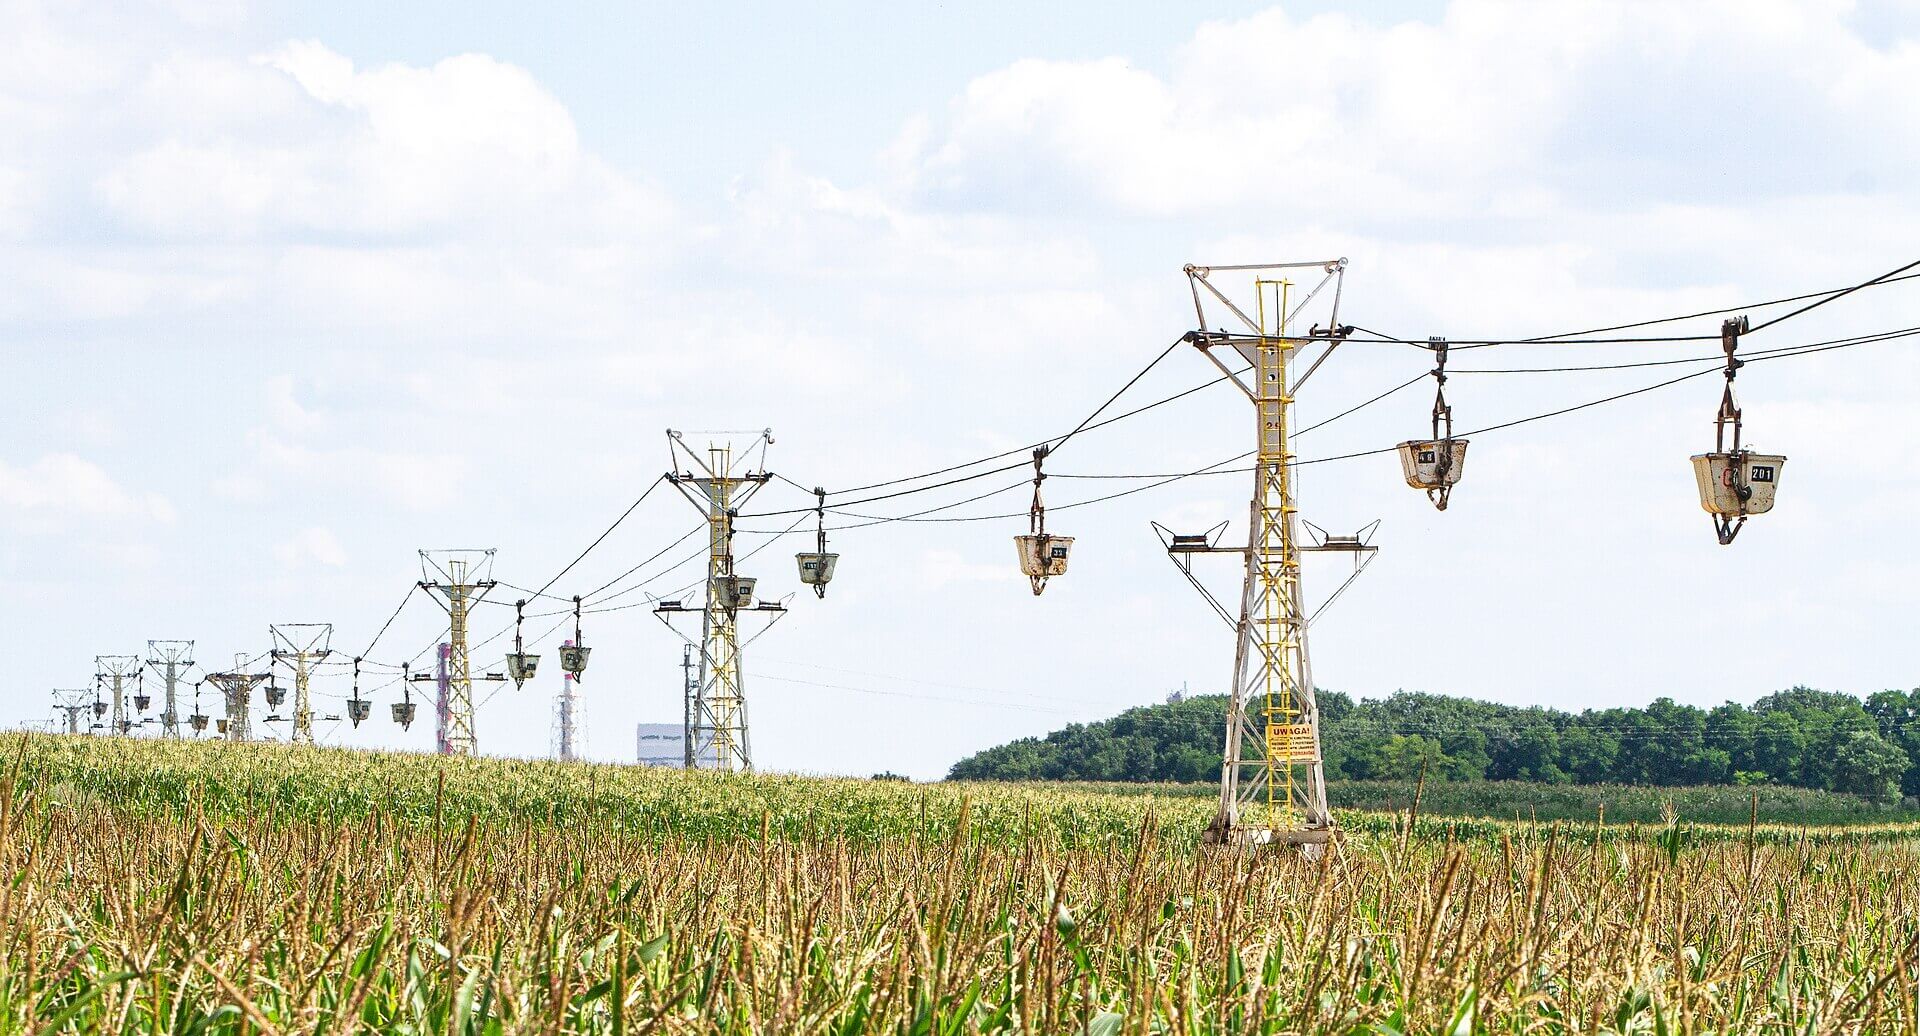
[92,701,107,718]
[265,685,285,708]
[216,718,229,735]
[1691,452,1785,516]
[1015,534,1074,595]
[718,576,757,609]
[796,552,838,588]
[391,701,416,729]
[1396,439,1469,491]
[134,694,151,712]
[347,699,371,725]
[506,652,541,686]
[559,644,591,676]
[189,713,208,733]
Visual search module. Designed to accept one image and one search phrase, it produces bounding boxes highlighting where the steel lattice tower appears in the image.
[205,653,268,742]
[552,639,582,761]
[1167,260,1374,847]
[270,625,331,744]
[146,640,194,738]
[95,655,140,736]
[658,430,786,773]
[52,689,92,735]
[416,551,504,756]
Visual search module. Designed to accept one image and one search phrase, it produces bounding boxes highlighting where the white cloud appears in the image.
[93,40,674,244]
[916,548,1023,590]
[274,526,348,568]
[0,453,175,531]
[900,1,1920,223]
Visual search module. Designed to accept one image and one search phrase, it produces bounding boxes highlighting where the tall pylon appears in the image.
[415,550,505,756]
[656,429,787,773]
[146,640,194,738]
[269,624,332,744]
[95,655,141,736]
[552,638,582,761]
[679,643,697,768]
[52,689,92,735]
[205,653,268,742]
[1165,260,1371,848]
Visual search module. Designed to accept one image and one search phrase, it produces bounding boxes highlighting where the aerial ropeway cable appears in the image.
[69,257,1917,742]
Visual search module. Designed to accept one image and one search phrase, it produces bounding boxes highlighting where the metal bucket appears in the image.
[1690,452,1785,516]
[391,701,416,728]
[347,699,371,725]
[134,694,151,711]
[189,714,208,733]
[216,718,229,735]
[796,552,838,587]
[506,652,541,685]
[265,685,285,708]
[559,644,591,675]
[715,576,756,609]
[1396,439,1469,489]
[1015,535,1074,578]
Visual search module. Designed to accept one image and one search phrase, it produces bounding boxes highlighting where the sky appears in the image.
[4,0,1919,779]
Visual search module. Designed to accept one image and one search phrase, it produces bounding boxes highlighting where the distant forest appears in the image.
[946,688,1920,803]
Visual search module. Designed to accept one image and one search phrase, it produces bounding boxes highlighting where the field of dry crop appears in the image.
[3,734,1918,1033]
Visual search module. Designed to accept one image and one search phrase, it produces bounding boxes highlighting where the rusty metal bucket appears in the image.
[1395,439,1469,490]
[1691,452,1785,516]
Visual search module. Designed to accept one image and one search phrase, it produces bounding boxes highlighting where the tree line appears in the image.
[946,687,1920,803]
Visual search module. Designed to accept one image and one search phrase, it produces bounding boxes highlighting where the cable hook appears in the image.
[1428,336,1457,510]
[1029,445,1050,541]
[812,487,829,599]
[1024,446,1057,595]
[1712,315,1751,544]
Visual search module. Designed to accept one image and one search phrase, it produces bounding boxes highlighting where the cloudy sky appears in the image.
[5,0,1918,778]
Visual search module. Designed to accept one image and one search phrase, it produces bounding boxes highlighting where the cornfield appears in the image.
[3,734,1918,1033]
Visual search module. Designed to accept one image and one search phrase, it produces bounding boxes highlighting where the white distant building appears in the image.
[636,723,686,767]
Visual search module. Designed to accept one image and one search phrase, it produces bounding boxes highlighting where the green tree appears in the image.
[1829,729,1910,802]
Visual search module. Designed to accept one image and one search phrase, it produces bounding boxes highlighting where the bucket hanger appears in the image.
[1428,337,1456,510]
[1028,446,1055,595]
[812,487,829,599]
[1712,316,1750,544]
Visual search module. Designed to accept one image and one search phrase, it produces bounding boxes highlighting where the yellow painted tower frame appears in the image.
[1181,261,1346,845]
